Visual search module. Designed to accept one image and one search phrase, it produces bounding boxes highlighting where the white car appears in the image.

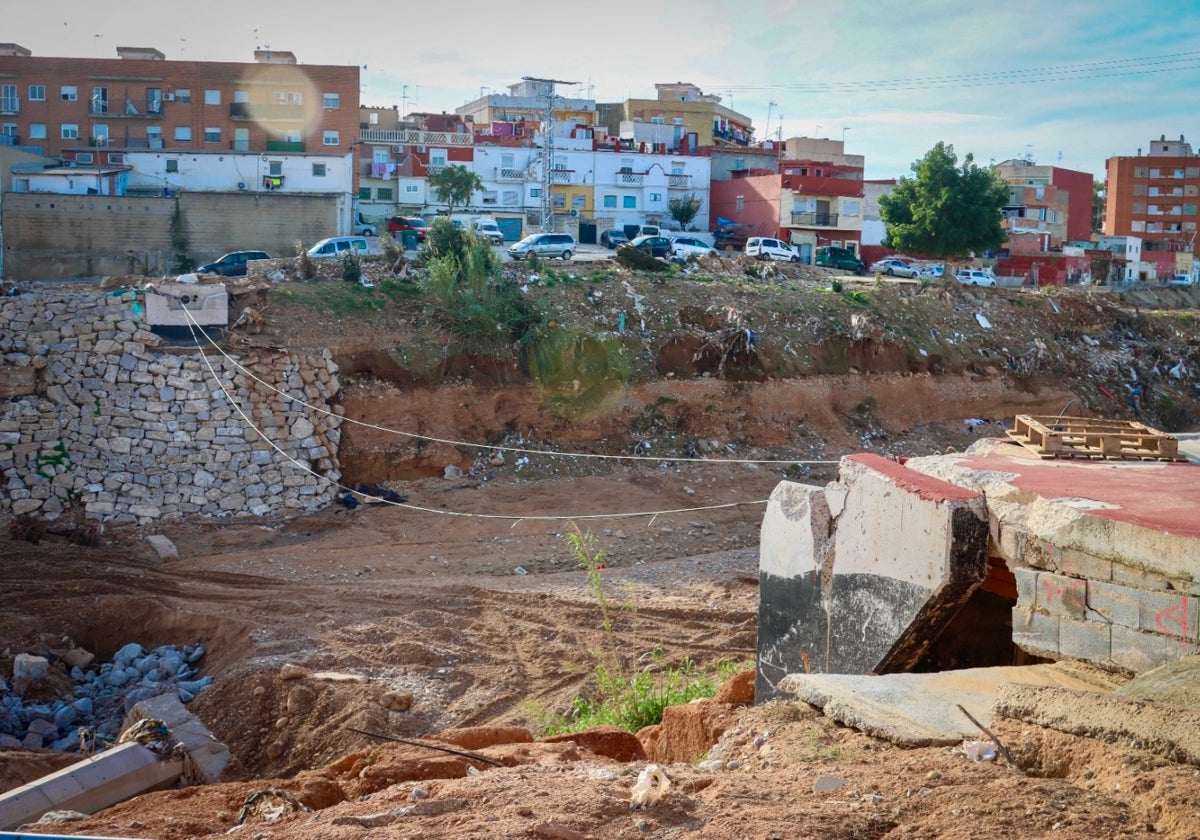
[672,236,719,259]
[1168,273,1196,287]
[870,258,920,278]
[745,237,799,262]
[956,269,997,287]
[920,265,945,278]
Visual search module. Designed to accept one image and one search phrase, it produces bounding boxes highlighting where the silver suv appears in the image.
[508,232,576,261]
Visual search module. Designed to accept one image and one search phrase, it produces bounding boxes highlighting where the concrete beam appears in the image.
[757,454,989,699]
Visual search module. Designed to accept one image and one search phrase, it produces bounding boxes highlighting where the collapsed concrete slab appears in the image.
[757,454,989,699]
[904,439,1200,673]
[778,661,1123,747]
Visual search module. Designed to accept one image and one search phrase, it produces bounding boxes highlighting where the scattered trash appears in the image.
[965,418,987,428]
[962,740,996,762]
[975,312,992,329]
[1048,298,1060,314]
[629,764,670,809]
[514,566,528,575]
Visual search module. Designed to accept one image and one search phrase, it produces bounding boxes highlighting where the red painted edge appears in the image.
[847,453,981,502]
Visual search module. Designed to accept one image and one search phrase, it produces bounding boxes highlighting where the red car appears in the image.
[387,216,427,241]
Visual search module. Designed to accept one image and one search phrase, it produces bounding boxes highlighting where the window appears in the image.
[572,194,585,208]
[92,124,108,145]
[61,85,77,101]
[358,187,371,200]
[736,195,745,213]
[552,193,566,208]
[204,89,220,105]
[842,199,861,216]
[76,152,93,164]
[649,192,662,202]
[285,130,301,143]
[165,159,179,173]
[1133,184,1148,195]
[1132,202,1146,214]
[530,188,542,198]
[1174,169,1185,178]
[603,194,617,208]
[61,123,79,140]
[29,123,46,139]
[174,89,191,103]
[501,153,514,168]
[622,195,636,209]
[650,116,664,125]
[174,126,191,141]
[1186,204,1198,216]
[204,127,221,143]
[1149,168,1161,178]
[322,93,340,109]
[28,84,45,101]
[368,112,378,125]
[1149,187,1160,196]
[503,190,520,205]
[323,130,340,146]
[483,190,498,204]
[312,162,327,177]
[672,117,685,125]
[146,126,162,145]
[430,149,447,167]
[1,123,15,136]
[108,153,124,163]
[146,87,162,113]
[376,187,393,201]
[405,184,420,193]
[734,157,745,169]
[1187,167,1200,178]
[268,161,282,176]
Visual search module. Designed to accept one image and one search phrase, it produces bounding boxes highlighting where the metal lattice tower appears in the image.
[523,76,575,232]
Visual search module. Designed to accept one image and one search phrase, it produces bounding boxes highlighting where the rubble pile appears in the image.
[0,642,211,752]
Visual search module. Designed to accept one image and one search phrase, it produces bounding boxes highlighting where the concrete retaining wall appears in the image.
[757,454,989,699]
[0,289,342,523]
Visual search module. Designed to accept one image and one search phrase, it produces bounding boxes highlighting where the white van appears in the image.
[471,217,505,244]
[307,236,370,258]
[745,237,799,262]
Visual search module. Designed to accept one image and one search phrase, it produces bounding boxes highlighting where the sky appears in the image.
[12,0,1200,181]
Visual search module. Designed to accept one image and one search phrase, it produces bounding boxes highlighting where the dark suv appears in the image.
[196,250,271,277]
[387,216,427,241]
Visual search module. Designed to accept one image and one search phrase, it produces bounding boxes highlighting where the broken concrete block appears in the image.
[757,455,988,698]
[144,534,179,562]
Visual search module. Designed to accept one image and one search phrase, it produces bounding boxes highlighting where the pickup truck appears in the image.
[712,224,753,252]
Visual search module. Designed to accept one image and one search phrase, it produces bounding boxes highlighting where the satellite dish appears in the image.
[569,209,578,217]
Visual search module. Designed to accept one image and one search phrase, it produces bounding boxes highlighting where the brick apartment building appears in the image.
[1104,134,1200,258]
[0,43,359,170]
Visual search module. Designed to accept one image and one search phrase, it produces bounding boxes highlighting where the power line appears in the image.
[180,305,838,467]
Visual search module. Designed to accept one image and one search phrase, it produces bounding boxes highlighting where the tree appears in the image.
[668,194,703,231]
[878,142,1009,259]
[427,164,483,217]
[1092,179,1105,234]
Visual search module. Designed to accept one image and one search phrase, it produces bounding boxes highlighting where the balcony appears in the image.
[266,140,304,152]
[791,211,839,227]
[230,102,304,122]
[426,164,446,176]
[667,173,690,188]
[90,100,110,115]
[497,167,526,181]
[618,172,644,185]
[359,128,473,146]
[550,169,573,183]
[0,134,18,146]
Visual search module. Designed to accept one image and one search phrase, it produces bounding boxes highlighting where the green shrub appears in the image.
[341,250,362,284]
[379,231,402,265]
[830,278,844,293]
[294,240,317,281]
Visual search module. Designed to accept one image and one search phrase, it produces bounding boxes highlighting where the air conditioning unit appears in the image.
[163,93,175,101]
[237,181,246,191]
[417,145,426,153]
[273,92,288,103]
[391,145,404,154]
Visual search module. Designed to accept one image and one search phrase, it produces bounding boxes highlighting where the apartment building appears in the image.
[1104,135,1200,258]
[0,44,360,173]
[597,83,754,150]
[993,158,1093,244]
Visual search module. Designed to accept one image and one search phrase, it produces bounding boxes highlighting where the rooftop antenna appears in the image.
[765,101,776,142]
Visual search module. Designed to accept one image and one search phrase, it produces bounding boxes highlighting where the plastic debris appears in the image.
[975,312,992,329]
[962,740,996,762]
[629,764,671,809]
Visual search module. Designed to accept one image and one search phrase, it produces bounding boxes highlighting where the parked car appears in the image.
[638,225,662,238]
[387,216,427,241]
[354,212,377,237]
[745,237,799,262]
[712,224,753,252]
[600,229,629,249]
[955,269,997,287]
[672,236,719,259]
[470,218,505,244]
[507,232,577,261]
[1168,273,1197,286]
[307,237,370,258]
[196,250,271,277]
[870,258,920,278]
[814,245,867,274]
[920,264,945,278]
[627,235,674,258]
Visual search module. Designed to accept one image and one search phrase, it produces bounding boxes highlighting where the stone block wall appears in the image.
[0,289,342,523]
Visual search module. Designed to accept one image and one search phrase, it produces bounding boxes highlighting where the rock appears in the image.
[279,663,309,680]
[638,699,738,765]
[145,534,179,561]
[291,417,315,440]
[34,810,88,824]
[435,725,532,751]
[285,686,317,715]
[540,725,646,762]
[13,653,49,683]
[381,690,414,712]
[113,643,145,667]
[443,465,463,479]
[814,775,849,792]
[60,648,95,669]
[27,718,58,738]
[713,668,756,707]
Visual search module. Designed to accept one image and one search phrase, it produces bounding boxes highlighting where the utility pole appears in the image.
[524,76,576,232]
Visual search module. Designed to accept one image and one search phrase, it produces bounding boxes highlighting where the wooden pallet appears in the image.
[1007,415,1185,461]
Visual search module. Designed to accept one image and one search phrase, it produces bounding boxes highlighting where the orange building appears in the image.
[1104,134,1200,257]
[0,44,359,161]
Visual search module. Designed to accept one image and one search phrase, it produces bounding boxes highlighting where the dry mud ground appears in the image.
[3,458,1200,839]
[2,268,1199,837]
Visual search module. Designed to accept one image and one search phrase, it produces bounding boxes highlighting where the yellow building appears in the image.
[597,83,755,150]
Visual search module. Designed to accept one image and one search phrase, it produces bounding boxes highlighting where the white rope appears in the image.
[181,307,839,467]
[182,309,773,522]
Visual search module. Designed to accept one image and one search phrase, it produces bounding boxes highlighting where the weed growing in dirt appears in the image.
[538,526,742,735]
[294,241,317,281]
[340,251,362,284]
